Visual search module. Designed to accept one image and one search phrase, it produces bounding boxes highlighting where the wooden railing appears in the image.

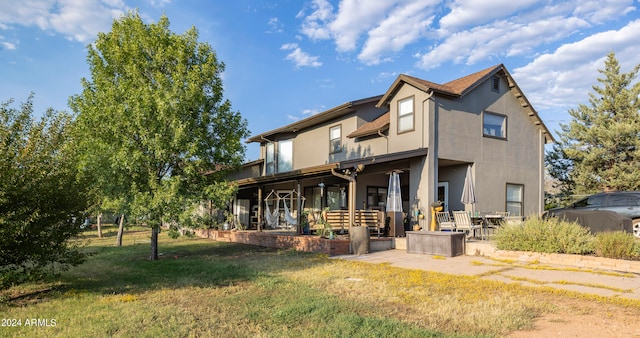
[315,210,384,236]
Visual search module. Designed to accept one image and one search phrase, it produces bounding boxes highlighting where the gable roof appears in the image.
[377,64,555,143]
[246,95,383,143]
[347,111,390,138]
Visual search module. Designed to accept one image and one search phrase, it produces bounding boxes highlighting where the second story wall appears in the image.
[257,99,388,173]
[436,73,542,168]
[383,83,433,154]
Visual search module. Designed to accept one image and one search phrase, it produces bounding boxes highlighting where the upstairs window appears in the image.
[329,125,342,153]
[265,142,275,174]
[265,139,293,174]
[483,112,506,139]
[397,96,414,133]
[277,139,293,172]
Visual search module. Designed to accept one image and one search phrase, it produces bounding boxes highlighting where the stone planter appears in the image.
[406,231,465,257]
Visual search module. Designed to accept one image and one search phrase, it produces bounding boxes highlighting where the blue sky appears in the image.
[1,0,639,161]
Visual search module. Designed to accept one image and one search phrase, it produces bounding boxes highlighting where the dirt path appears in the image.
[508,298,640,337]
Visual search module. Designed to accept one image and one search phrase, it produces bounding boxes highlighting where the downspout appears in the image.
[257,186,263,232]
[297,180,302,233]
[377,130,388,153]
[539,129,544,216]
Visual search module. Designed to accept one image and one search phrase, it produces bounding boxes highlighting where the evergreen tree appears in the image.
[547,52,640,195]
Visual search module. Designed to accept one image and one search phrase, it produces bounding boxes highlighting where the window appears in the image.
[574,195,604,208]
[327,186,346,210]
[265,142,275,174]
[397,96,414,133]
[483,112,506,138]
[491,76,500,92]
[608,194,629,206]
[329,125,342,153]
[367,186,388,209]
[277,139,293,172]
[305,187,323,211]
[265,140,293,174]
[304,186,346,211]
[506,184,523,216]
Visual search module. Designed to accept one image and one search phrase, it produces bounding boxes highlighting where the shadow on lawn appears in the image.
[55,238,330,298]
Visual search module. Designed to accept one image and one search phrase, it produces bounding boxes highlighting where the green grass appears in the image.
[2,226,639,337]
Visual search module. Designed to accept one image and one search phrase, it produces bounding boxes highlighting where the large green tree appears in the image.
[70,11,248,260]
[547,52,640,195]
[0,96,88,288]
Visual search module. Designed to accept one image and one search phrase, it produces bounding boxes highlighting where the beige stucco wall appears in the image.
[385,84,431,153]
[262,101,388,171]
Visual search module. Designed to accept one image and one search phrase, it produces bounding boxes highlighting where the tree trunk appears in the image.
[116,214,125,246]
[150,226,159,261]
[97,213,103,238]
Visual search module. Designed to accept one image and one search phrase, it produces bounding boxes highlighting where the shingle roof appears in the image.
[378,64,501,104]
[347,111,390,138]
[376,64,555,143]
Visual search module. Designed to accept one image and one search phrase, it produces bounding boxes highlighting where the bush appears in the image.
[593,231,640,260]
[495,217,593,255]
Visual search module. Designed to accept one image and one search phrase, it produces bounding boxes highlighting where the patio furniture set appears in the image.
[435,211,510,240]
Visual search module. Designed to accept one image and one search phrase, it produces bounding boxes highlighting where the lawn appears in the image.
[1,226,638,337]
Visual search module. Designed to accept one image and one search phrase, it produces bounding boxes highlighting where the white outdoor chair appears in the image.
[452,211,484,240]
[436,211,456,231]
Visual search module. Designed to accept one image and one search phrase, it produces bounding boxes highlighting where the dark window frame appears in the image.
[483,111,507,140]
[491,75,500,92]
[506,183,524,216]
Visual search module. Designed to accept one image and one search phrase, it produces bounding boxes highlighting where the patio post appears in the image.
[257,186,263,232]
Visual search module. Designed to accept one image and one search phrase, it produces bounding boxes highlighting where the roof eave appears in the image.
[501,67,556,143]
[376,75,459,108]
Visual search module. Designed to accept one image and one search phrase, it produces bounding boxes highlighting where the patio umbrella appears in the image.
[461,165,476,214]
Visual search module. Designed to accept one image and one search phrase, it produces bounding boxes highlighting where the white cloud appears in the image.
[295,0,638,73]
[327,0,396,52]
[0,0,126,43]
[1,41,16,50]
[358,1,435,65]
[148,0,171,7]
[572,0,636,24]
[267,17,284,33]
[416,5,595,70]
[513,19,640,111]
[298,0,439,65]
[302,107,324,115]
[372,71,398,84]
[439,0,539,33]
[281,43,322,68]
[299,0,334,40]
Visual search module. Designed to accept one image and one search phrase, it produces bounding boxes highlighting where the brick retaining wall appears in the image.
[195,229,352,255]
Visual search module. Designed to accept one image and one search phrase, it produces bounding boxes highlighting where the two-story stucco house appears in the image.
[230,64,554,234]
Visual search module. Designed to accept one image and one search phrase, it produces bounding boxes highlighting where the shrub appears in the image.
[495,217,593,255]
[593,231,640,260]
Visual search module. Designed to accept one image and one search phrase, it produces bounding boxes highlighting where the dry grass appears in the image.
[2,227,640,337]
